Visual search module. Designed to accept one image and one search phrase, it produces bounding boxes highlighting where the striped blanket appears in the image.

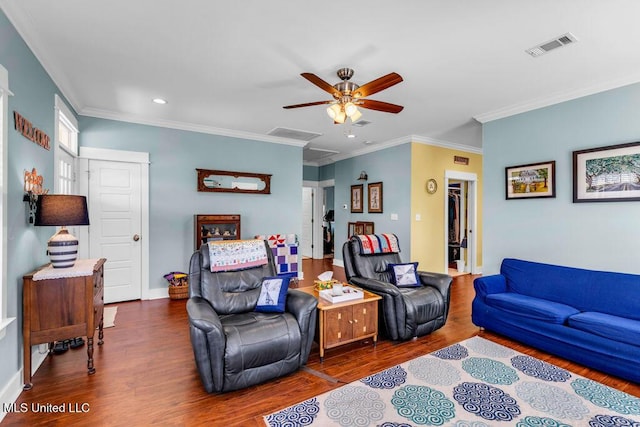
[354,233,400,255]
[208,239,268,272]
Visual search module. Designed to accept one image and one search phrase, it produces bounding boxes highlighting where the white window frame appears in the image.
[0,64,15,338]
[54,94,78,157]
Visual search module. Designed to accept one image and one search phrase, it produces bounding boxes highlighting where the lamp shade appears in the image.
[34,195,90,268]
[34,195,90,226]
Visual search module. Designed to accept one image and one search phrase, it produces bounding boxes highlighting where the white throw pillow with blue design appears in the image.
[388,262,421,287]
[255,276,291,312]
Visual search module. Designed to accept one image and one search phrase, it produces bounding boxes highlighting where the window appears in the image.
[0,64,15,336]
[54,95,79,195]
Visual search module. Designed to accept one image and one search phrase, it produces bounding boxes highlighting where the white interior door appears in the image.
[88,159,142,302]
[301,187,313,258]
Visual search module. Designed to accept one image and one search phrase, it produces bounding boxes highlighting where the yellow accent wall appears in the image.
[410,142,483,273]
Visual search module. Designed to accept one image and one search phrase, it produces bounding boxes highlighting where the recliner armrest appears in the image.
[418,271,453,297]
[349,276,401,296]
[286,289,318,365]
[187,296,223,333]
[286,289,317,322]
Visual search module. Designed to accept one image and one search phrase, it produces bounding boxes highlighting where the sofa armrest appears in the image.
[418,271,453,297]
[473,274,507,299]
[349,276,401,297]
[286,289,318,365]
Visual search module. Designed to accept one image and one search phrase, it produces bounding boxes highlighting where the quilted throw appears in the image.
[208,239,268,272]
[355,233,400,255]
[254,234,298,248]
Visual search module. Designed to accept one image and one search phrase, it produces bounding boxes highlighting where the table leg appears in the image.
[98,314,104,345]
[87,336,96,375]
[23,344,32,391]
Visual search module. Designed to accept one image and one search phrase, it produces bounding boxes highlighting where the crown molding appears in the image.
[474,72,640,123]
[411,135,483,155]
[320,134,482,165]
[79,107,307,147]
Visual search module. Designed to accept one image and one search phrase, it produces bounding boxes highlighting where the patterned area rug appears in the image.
[264,336,640,426]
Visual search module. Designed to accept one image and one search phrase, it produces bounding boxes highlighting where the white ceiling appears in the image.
[3,1,640,165]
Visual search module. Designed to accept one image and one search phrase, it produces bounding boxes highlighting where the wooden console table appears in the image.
[22,258,106,390]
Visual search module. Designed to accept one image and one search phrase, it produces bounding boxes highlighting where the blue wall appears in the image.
[333,143,412,261]
[79,117,303,290]
[483,83,640,275]
[302,164,319,181]
[0,9,63,395]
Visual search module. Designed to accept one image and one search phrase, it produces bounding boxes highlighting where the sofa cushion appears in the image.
[568,312,640,347]
[485,293,579,324]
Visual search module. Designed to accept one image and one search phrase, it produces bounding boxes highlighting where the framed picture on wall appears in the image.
[368,182,383,213]
[350,184,363,213]
[573,141,640,202]
[505,161,556,200]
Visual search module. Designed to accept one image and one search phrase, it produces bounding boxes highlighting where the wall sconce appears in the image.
[34,195,90,268]
[357,171,368,181]
[23,168,49,224]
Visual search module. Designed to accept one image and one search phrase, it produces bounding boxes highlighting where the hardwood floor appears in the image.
[4,258,639,426]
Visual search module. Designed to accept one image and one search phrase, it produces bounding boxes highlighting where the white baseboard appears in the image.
[0,369,23,423]
[332,258,344,268]
[145,287,170,300]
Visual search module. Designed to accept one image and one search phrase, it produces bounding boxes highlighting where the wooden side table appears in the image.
[298,286,381,361]
[22,258,106,390]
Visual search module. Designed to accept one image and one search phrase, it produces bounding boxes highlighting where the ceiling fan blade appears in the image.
[358,99,404,113]
[283,100,333,109]
[301,73,341,97]
[352,72,403,98]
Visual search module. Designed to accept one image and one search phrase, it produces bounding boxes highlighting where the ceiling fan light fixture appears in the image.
[349,108,362,123]
[344,102,358,117]
[326,103,341,120]
[334,109,347,124]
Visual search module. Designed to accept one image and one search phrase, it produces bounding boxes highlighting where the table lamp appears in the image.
[34,195,90,268]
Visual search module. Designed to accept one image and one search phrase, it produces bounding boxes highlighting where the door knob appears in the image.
[133,234,140,241]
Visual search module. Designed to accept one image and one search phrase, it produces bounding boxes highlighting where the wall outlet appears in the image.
[390,213,398,220]
[415,214,421,221]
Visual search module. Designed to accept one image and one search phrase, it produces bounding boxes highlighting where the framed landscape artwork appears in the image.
[350,184,363,213]
[505,161,556,200]
[368,182,383,213]
[573,141,640,203]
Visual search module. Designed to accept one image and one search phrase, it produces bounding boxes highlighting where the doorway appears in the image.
[302,179,335,260]
[78,147,149,303]
[443,170,477,275]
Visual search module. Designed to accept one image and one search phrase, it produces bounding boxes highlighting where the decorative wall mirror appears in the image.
[196,169,272,194]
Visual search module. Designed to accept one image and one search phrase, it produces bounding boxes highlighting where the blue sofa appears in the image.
[472,258,640,383]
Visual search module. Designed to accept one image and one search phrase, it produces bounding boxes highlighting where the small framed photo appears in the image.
[350,184,363,213]
[573,141,640,203]
[368,182,383,213]
[505,161,556,200]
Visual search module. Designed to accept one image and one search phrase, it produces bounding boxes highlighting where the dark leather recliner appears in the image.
[343,237,452,341]
[186,241,317,393]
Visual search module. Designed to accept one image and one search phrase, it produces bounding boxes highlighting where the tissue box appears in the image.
[314,279,338,291]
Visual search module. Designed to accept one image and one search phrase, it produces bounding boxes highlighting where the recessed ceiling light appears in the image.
[152,98,167,105]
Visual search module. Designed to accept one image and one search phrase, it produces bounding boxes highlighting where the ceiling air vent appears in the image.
[267,127,322,141]
[352,120,372,128]
[526,32,578,57]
